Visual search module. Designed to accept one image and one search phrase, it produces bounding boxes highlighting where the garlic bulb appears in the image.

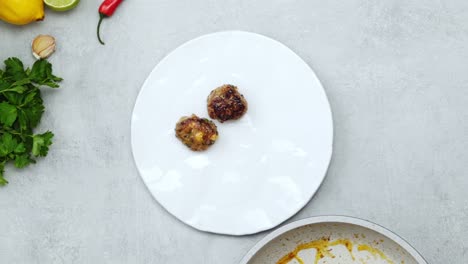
[32,35,56,59]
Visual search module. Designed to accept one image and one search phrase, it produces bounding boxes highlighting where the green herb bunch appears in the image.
[0,58,62,185]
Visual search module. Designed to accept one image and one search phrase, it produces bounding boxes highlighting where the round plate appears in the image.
[131,31,333,235]
[241,216,428,264]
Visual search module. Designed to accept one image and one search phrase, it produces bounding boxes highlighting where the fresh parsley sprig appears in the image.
[0,57,62,185]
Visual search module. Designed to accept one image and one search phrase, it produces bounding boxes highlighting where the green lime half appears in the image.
[44,0,80,11]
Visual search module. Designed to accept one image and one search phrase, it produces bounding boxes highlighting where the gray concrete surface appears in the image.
[1,0,467,263]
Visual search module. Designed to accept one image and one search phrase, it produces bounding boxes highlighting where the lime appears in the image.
[44,0,80,11]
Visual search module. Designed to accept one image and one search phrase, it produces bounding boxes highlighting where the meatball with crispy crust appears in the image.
[207,84,248,122]
[175,114,218,151]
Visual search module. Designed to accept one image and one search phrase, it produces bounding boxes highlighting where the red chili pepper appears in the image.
[97,0,124,45]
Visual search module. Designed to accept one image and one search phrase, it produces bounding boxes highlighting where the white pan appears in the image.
[240,216,427,264]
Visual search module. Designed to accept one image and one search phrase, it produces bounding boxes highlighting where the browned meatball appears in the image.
[175,114,218,151]
[207,84,248,122]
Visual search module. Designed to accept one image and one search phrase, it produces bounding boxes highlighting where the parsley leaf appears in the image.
[0,132,17,157]
[4,58,27,82]
[0,102,17,127]
[14,142,26,153]
[29,59,63,88]
[14,154,31,168]
[0,57,61,185]
[0,161,7,186]
[32,131,54,157]
[1,85,27,94]
[22,94,44,129]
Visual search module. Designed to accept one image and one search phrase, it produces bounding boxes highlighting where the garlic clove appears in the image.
[32,35,56,59]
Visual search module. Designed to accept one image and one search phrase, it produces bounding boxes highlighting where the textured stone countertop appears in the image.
[0,1,467,263]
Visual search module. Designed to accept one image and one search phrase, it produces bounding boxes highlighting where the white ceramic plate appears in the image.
[131,31,333,235]
[241,216,428,264]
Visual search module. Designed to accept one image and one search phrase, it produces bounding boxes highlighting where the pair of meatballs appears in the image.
[175,84,248,151]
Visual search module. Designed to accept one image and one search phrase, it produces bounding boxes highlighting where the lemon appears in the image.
[0,0,44,25]
[44,0,80,12]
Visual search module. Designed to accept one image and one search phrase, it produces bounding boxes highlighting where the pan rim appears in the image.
[239,215,428,264]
